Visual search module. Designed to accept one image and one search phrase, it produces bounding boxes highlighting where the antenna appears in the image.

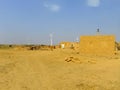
[96,28,100,35]
[97,28,99,32]
[49,33,53,46]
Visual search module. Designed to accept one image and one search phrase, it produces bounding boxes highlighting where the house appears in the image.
[79,35,116,55]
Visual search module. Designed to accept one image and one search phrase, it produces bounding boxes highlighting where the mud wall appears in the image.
[79,35,115,55]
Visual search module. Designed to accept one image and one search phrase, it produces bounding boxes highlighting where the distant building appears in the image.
[79,35,116,55]
[60,42,73,49]
[60,42,79,49]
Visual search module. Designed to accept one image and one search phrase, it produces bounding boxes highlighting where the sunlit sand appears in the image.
[0,47,120,90]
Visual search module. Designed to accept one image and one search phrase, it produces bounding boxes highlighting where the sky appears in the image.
[0,0,120,45]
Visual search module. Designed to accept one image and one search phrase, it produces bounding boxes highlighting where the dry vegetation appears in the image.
[116,42,120,50]
[0,45,120,90]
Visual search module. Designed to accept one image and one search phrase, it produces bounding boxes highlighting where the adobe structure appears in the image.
[60,42,79,49]
[60,42,73,49]
[79,35,116,55]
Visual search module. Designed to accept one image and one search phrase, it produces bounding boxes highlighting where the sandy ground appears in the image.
[0,49,120,90]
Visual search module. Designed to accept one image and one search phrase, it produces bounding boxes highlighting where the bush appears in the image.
[116,42,120,50]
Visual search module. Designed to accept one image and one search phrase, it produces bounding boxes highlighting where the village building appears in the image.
[79,35,116,55]
[60,42,79,49]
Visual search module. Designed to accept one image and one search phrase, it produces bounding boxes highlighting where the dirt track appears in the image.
[0,49,120,90]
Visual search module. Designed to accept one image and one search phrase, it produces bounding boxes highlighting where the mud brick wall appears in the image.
[79,35,115,55]
[73,42,79,50]
[60,42,73,49]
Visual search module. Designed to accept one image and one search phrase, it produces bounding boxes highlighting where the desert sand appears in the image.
[0,49,120,90]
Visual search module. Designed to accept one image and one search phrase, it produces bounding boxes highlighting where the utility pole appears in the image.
[76,37,79,43]
[50,33,53,46]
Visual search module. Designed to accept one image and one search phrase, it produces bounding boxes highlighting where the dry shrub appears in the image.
[116,42,120,50]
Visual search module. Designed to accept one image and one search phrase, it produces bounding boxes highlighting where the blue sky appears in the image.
[0,0,120,44]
